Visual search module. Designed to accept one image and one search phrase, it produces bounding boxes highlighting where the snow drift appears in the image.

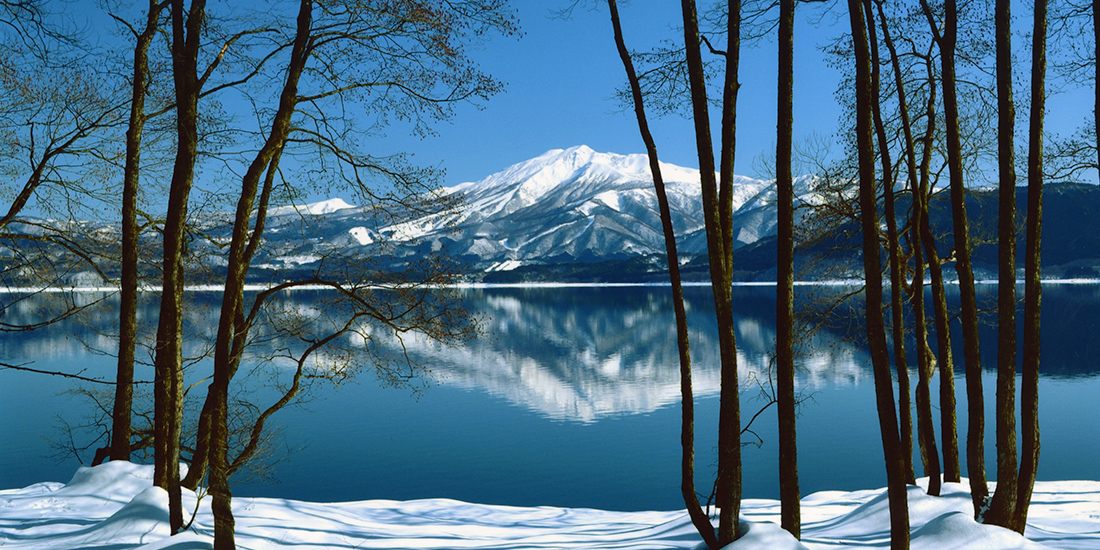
[2,462,1099,549]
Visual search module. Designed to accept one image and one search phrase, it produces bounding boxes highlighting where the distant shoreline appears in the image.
[3,278,1099,293]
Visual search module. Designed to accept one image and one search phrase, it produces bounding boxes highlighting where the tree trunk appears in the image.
[112,0,160,464]
[776,0,800,538]
[716,2,742,543]
[181,398,213,490]
[154,0,205,534]
[606,5,719,546]
[715,2,742,542]
[864,0,915,487]
[1013,0,1045,532]
[985,0,1020,528]
[678,0,742,544]
[912,53,960,484]
[182,289,250,490]
[207,3,312,548]
[849,1,909,547]
[922,0,987,513]
[923,216,961,483]
[873,0,945,493]
[910,202,942,499]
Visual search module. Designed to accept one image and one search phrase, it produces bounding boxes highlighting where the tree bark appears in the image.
[873,0,947,492]
[922,0,987,513]
[923,207,961,483]
[915,58,960,479]
[154,0,205,534]
[207,3,312,548]
[606,4,719,546]
[849,1,909,547]
[776,0,800,538]
[678,0,742,544]
[112,0,160,464]
[985,0,1020,528]
[716,2,742,543]
[1013,0,1046,532]
[864,0,916,487]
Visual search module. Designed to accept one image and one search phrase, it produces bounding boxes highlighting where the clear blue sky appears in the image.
[59,0,1100,207]
[386,1,850,188]
[378,0,1097,191]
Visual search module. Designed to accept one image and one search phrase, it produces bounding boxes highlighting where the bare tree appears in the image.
[678,0,744,543]
[110,0,167,464]
[1014,0,1046,531]
[921,0,988,514]
[864,0,918,489]
[984,0,1019,527]
[776,0,800,538]
[605,1,717,546]
[848,0,909,548]
[147,3,517,547]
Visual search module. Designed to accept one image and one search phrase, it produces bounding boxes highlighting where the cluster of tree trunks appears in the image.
[0,2,514,550]
[609,0,1057,546]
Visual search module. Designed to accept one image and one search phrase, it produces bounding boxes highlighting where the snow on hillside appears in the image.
[268,197,357,217]
[215,147,817,275]
[344,145,789,267]
[446,145,705,214]
[2,462,1099,549]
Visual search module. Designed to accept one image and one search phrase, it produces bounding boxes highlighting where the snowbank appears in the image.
[2,462,1098,549]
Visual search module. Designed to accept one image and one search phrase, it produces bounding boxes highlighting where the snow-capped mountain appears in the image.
[267,145,817,277]
[14,146,1099,287]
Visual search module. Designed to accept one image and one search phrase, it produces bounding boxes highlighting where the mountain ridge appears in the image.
[252,146,1100,283]
[7,146,1098,286]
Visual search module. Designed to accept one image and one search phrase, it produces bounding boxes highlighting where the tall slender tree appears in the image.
[110,0,164,465]
[153,0,205,533]
[776,0,801,538]
[1015,0,1046,531]
[206,2,311,546]
[849,0,909,547]
[606,3,718,546]
[185,3,515,547]
[921,0,987,513]
[985,0,1020,528]
[873,0,942,495]
[864,0,916,488]
[678,0,744,544]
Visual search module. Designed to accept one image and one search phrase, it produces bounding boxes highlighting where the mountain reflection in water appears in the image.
[384,286,876,421]
[1,283,1098,510]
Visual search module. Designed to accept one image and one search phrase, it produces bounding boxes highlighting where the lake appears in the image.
[1,283,1098,512]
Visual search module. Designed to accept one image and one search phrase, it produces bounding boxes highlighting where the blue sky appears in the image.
[54,0,1100,210]
[378,0,1098,192]
[382,1,851,189]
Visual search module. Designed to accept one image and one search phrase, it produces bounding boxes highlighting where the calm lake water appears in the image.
[1,284,1098,512]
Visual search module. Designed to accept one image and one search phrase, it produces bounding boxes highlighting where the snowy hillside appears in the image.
[12,147,1100,287]
[252,146,821,279]
[378,145,788,270]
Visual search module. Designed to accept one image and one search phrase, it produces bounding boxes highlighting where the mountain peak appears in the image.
[449,146,701,197]
[270,197,357,217]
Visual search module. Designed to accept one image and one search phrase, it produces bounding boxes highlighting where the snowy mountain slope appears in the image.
[256,145,802,275]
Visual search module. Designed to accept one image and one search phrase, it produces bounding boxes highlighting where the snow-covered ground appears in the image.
[2,462,1098,549]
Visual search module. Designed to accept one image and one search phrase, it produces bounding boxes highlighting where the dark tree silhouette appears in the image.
[776,0,801,538]
[848,0,909,547]
[921,0,988,514]
[606,3,718,546]
[1015,0,1046,532]
[985,0,1020,528]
